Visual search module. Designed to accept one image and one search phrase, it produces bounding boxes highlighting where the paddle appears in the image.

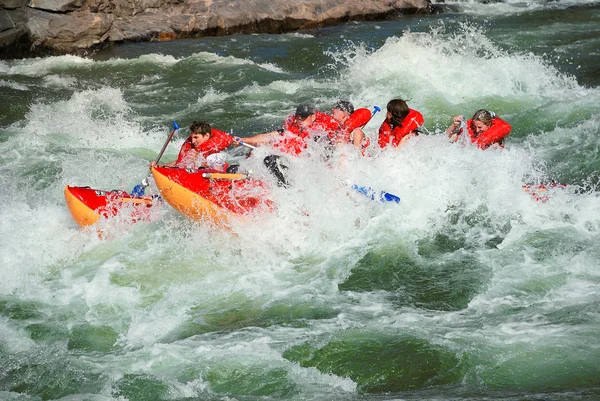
[155,121,181,165]
[345,105,401,203]
[350,184,400,204]
[131,121,180,196]
[458,117,469,144]
[231,129,257,150]
[238,141,256,150]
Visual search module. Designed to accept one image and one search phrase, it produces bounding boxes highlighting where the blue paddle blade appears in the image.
[172,121,179,130]
[130,184,145,197]
[351,185,400,203]
[380,192,400,203]
[351,184,370,196]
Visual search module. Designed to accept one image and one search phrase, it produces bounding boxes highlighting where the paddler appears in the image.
[152,120,233,169]
[235,104,325,154]
[328,100,377,154]
[234,104,336,187]
[446,109,511,149]
[378,98,424,149]
[328,100,362,147]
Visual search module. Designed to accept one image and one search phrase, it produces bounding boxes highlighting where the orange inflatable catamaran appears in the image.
[64,167,272,228]
[64,121,273,229]
[64,185,155,227]
[150,166,273,225]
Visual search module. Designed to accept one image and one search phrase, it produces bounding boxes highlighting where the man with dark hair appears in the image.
[235,103,318,149]
[152,120,233,169]
[332,100,354,115]
[295,103,318,118]
[232,104,324,187]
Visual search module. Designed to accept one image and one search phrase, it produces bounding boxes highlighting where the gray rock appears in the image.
[0,9,15,33]
[1,0,433,59]
[1,0,29,9]
[27,8,113,51]
[29,0,84,12]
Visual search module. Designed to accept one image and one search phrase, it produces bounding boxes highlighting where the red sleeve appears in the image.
[313,112,340,135]
[175,137,192,164]
[407,109,424,131]
[388,109,424,147]
[282,114,295,133]
[345,108,372,131]
[474,117,511,149]
[390,128,403,147]
[198,128,234,157]
[378,121,392,148]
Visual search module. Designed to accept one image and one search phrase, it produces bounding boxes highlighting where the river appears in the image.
[1,1,599,400]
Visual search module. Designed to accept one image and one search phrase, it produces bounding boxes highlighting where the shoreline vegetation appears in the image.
[0,0,436,60]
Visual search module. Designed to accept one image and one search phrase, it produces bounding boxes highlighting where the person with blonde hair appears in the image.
[446,109,511,149]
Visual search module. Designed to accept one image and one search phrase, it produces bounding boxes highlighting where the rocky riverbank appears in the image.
[0,0,432,59]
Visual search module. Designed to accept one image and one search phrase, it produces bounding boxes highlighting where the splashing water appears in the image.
[1,4,600,400]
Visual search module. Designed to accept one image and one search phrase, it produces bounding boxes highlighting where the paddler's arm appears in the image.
[396,132,416,148]
[234,130,281,146]
[351,127,365,148]
[446,115,464,141]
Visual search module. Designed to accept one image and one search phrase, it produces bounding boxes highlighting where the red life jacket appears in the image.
[175,128,233,164]
[273,131,307,156]
[274,114,310,155]
[275,111,340,155]
[330,108,373,144]
[345,108,372,131]
[312,111,341,139]
[464,117,511,149]
[378,109,424,148]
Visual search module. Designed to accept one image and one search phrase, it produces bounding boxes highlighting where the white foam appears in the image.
[443,0,600,15]
[3,54,94,77]
[42,74,77,88]
[17,86,169,153]
[103,53,180,67]
[0,79,29,91]
[1,21,599,397]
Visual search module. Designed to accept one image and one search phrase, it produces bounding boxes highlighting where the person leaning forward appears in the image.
[235,104,319,155]
[233,104,324,187]
[151,120,233,169]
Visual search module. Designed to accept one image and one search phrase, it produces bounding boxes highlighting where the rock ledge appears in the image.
[0,0,432,59]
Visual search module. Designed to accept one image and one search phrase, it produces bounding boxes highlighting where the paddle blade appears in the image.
[130,184,145,197]
[351,184,400,204]
[380,191,400,203]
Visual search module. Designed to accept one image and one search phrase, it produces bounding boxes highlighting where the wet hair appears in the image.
[190,120,212,136]
[386,98,410,127]
[295,104,317,119]
[333,100,354,114]
[469,110,495,138]
[471,109,494,126]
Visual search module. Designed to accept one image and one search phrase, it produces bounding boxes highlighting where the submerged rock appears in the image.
[0,0,432,59]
